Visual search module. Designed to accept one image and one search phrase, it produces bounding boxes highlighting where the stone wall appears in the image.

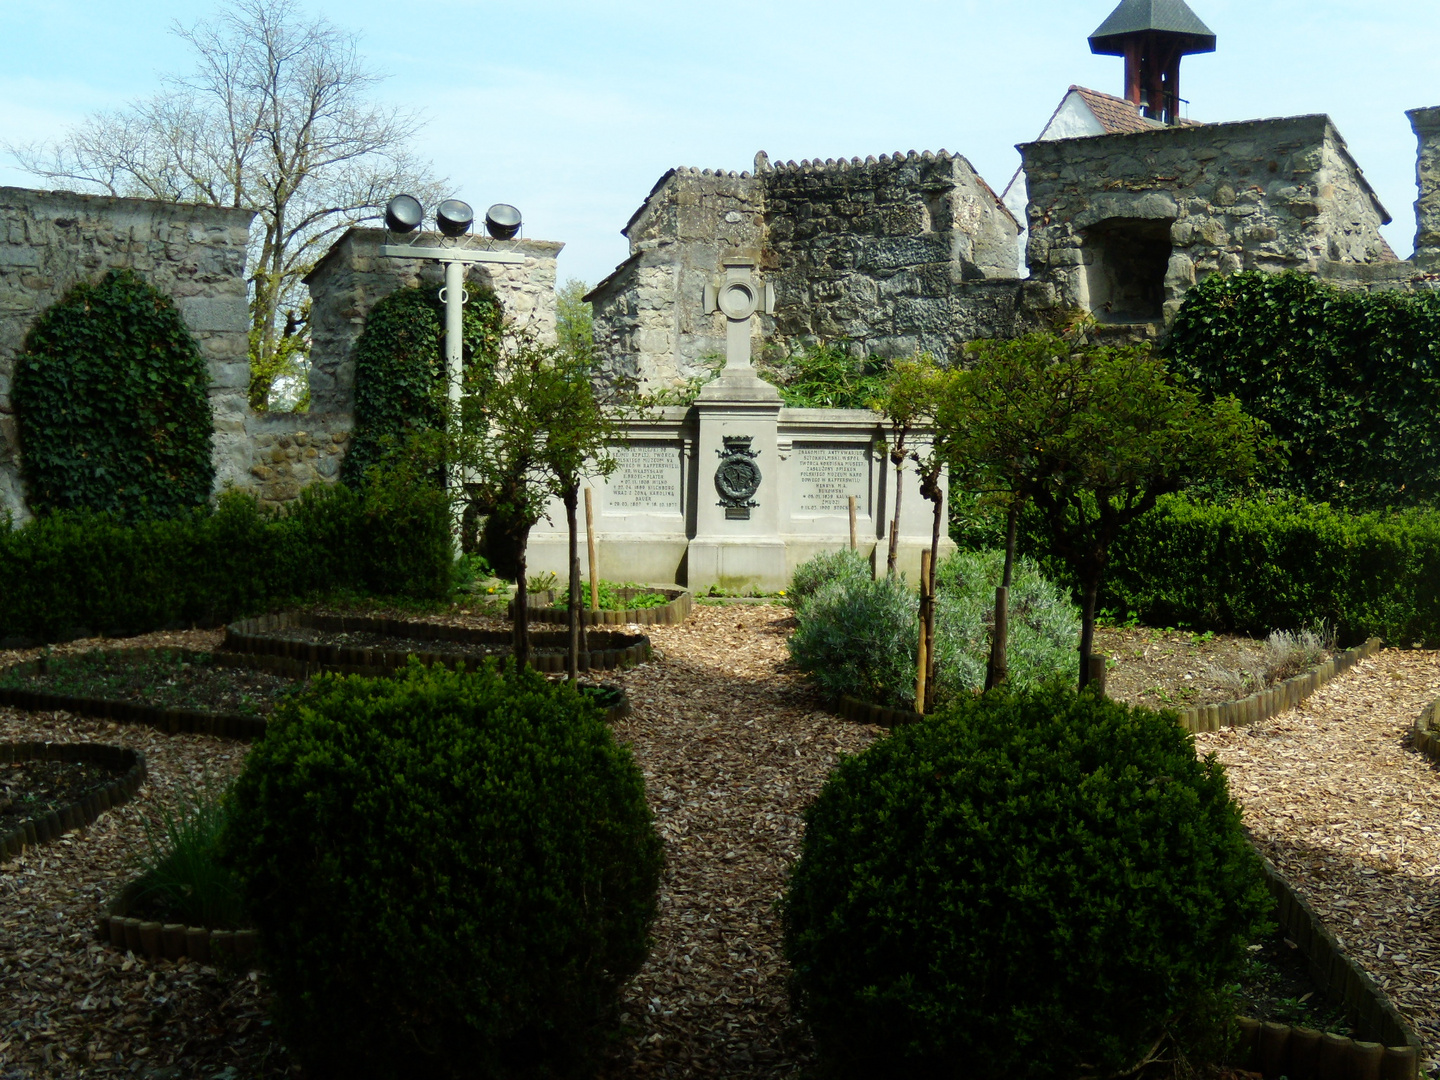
[0,186,254,525]
[588,151,1023,394]
[764,151,1021,358]
[242,412,352,509]
[587,169,765,396]
[304,227,563,416]
[1410,107,1440,271]
[1020,114,1397,323]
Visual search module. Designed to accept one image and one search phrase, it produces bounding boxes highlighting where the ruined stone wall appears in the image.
[0,187,254,525]
[586,169,765,396]
[1021,115,1396,324]
[304,227,563,417]
[1411,107,1440,271]
[588,154,1023,391]
[762,150,1021,359]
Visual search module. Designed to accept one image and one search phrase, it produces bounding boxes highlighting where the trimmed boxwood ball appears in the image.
[220,659,664,1080]
[783,687,1271,1080]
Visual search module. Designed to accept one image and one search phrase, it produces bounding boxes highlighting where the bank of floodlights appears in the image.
[383,194,522,240]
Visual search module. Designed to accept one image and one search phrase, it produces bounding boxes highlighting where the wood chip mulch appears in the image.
[2,617,1439,1079]
[1195,649,1440,1075]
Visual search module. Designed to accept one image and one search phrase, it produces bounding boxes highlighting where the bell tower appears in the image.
[1089,0,1216,126]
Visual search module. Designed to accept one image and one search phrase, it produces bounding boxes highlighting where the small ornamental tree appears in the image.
[14,269,214,522]
[938,334,1264,688]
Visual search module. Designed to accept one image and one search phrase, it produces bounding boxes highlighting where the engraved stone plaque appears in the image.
[606,443,683,512]
[794,445,869,514]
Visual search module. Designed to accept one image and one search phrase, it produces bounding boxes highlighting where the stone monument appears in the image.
[525,255,951,593]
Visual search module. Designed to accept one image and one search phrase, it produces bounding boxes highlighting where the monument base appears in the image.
[686,537,790,594]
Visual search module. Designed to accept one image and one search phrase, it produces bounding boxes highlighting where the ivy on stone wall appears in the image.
[14,269,215,522]
[1167,271,1440,508]
[342,282,502,486]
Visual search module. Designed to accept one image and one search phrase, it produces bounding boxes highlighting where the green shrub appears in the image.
[1167,270,1440,507]
[343,283,502,485]
[220,660,663,1080]
[556,580,670,611]
[931,549,1079,697]
[788,574,917,708]
[757,340,890,409]
[14,268,214,521]
[783,687,1271,1079]
[0,465,451,644]
[787,547,874,610]
[1101,494,1440,645]
[131,779,245,930]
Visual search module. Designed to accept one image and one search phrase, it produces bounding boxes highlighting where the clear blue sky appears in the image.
[1,1,1436,288]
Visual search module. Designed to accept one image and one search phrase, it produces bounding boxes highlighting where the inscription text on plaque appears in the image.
[794,445,868,514]
[606,444,683,512]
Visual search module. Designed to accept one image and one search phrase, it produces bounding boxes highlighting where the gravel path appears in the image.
[1195,648,1440,1074]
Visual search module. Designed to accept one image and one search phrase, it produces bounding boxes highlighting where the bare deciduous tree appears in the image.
[10,0,446,410]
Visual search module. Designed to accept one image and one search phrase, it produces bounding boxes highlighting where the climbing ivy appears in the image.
[342,282,502,486]
[1167,271,1440,508]
[14,269,215,522]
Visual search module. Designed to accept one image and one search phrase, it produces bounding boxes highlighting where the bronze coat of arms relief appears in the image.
[714,436,762,520]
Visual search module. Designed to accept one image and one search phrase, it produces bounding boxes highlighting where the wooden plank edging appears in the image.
[1176,638,1384,734]
[0,742,146,863]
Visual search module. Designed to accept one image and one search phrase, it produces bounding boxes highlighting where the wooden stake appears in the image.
[915,549,931,714]
[848,495,858,551]
[985,585,1009,691]
[584,487,600,612]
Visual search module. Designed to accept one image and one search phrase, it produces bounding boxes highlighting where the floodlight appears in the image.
[485,203,522,240]
[436,199,475,237]
[384,194,424,234]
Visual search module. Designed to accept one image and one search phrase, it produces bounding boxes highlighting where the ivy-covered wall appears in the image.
[0,186,253,525]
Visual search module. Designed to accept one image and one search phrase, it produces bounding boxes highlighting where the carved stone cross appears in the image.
[703,257,776,373]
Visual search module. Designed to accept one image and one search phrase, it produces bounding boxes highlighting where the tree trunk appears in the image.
[924,477,942,710]
[565,487,581,682]
[513,527,533,670]
[886,443,906,577]
[1077,576,1100,691]
[986,503,1019,691]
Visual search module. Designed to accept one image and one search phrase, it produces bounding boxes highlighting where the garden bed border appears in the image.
[1231,1014,1419,1080]
[0,648,267,740]
[96,879,258,969]
[0,741,146,862]
[1410,694,1440,767]
[225,612,652,675]
[511,587,693,626]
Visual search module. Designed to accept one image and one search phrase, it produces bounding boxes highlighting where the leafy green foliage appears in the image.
[940,334,1264,685]
[342,283,502,486]
[14,269,214,521]
[1099,494,1440,646]
[220,660,663,1080]
[783,687,1272,1080]
[555,278,594,360]
[931,548,1078,697]
[786,547,874,611]
[132,779,245,930]
[0,462,450,644]
[788,574,918,708]
[1167,271,1440,507]
[758,341,890,409]
[555,581,670,611]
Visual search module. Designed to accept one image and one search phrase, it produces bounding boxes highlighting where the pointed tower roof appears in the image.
[1089,0,1216,55]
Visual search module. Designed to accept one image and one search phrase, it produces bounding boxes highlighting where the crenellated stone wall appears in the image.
[588,150,1025,394]
[0,186,254,525]
[1021,114,1398,323]
[764,150,1022,358]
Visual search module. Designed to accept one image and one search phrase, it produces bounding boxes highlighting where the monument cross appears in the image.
[703,257,776,375]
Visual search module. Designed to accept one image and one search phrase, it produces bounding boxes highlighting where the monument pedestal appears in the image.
[687,370,788,593]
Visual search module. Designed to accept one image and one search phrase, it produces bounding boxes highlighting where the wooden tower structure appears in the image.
[1089,0,1216,126]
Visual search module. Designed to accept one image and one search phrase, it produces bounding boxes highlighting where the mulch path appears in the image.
[0,614,1436,1078]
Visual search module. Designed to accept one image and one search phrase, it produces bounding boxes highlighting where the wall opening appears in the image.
[1081,218,1173,323]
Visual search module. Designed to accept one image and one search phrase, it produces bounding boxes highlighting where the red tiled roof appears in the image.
[1070,85,1166,134]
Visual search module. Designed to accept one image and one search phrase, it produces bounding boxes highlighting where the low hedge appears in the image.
[1100,495,1440,646]
[0,465,451,645]
[221,660,663,1080]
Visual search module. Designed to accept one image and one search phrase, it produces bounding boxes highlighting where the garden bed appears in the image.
[225,611,652,674]
[514,585,694,626]
[1,741,146,862]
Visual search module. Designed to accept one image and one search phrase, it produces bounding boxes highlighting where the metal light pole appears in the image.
[380,195,526,429]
